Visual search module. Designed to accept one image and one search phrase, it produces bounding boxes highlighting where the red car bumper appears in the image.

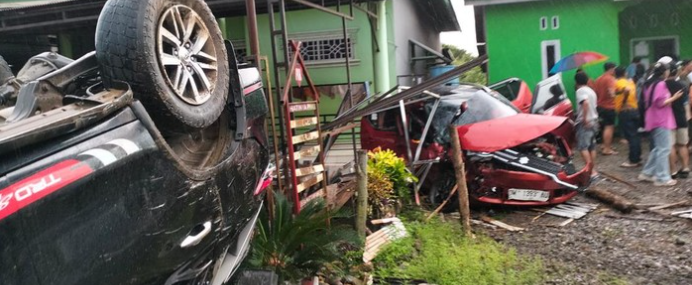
[474,163,591,206]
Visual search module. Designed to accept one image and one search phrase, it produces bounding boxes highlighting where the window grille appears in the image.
[230,40,247,62]
[298,37,355,62]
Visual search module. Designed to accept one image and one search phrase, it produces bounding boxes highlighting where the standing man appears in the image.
[575,72,599,178]
[626,57,642,79]
[678,60,692,143]
[614,66,641,168]
[667,64,690,178]
[595,62,618,155]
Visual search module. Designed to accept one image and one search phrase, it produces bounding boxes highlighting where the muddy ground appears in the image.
[469,141,692,285]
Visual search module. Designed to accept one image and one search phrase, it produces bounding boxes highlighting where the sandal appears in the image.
[620,162,641,168]
[601,150,619,155]
[637,174,655,182]
[654,179,678,187]
[678,169,690,179]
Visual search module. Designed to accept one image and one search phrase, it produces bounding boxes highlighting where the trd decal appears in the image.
[0,139,141,221]
[0,160,93,220]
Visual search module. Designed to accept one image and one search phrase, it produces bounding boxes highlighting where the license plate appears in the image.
[508,189,550,202]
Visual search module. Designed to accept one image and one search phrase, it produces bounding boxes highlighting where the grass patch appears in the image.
[598,272,630,285]
[373,219,544,285]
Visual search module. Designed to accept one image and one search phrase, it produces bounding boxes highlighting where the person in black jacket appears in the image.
[667,64,690,178]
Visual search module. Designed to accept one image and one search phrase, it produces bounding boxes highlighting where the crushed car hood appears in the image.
[457,114,568,152]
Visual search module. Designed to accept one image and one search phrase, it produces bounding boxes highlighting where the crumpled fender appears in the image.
[457,114,568,152]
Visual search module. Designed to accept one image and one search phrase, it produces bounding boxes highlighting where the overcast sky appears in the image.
[441,0,478,55]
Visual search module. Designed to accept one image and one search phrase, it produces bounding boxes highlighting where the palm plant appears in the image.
[248,192,360,283]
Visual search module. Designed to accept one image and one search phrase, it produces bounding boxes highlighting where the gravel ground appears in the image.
[473,141,692,285]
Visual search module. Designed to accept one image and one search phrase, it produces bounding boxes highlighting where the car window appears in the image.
[368,109,399,132]
[426,90,518,144]
[489,78,522,101]
[532,74,565,113]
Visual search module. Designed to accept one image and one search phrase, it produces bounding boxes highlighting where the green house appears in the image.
[0,0,460,117]
[468,0,692,95]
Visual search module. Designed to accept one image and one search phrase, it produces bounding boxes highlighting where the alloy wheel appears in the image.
[157,5,218,105]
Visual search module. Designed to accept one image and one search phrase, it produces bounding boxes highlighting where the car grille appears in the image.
[494,149,562,175]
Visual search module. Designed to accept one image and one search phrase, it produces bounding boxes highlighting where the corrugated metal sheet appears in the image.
[415,0,461,32]
[0,0,78,11]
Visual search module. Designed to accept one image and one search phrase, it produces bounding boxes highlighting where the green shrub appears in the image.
[373,220,544,285]
[368,148,418,203]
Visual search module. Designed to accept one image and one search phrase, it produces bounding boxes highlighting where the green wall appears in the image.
[619,0,692,65]
[222,6,376,115]
[484,0,621,98]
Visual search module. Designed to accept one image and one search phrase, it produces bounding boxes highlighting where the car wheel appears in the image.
[95,0,229,130]
[428,171,459,213]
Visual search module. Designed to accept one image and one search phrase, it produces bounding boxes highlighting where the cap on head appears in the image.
[658,56,674,65]
[652,61,670,78]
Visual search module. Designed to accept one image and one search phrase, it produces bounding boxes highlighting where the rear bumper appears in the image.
[476,165,590,206]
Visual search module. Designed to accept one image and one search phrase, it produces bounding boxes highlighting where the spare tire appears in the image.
[96,0,229,129]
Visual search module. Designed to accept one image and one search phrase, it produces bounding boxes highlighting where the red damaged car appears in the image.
[361,84,591,208]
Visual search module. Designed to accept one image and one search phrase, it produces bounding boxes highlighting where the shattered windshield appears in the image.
[427,89,518,144]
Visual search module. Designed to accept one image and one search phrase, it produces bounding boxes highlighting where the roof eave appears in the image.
[465,0,545,6]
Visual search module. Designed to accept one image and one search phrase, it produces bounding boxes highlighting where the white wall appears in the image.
[392,0,442,86]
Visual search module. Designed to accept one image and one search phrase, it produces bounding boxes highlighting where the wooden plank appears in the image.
[288,102,317,112]
[324,123,359,137]
[300,188,325,208]
[565,201,599,210]
[559,219,575,227]
[292,131,320,144]
[480,216,524,232]
[290,117,318,129]
[294,145,321,160]
[296,175,324,193]
[649,201,688,211]
[295,164,324,177]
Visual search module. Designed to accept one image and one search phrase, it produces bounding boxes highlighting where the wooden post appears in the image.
[448,125,472,236]
[356,150,368,238]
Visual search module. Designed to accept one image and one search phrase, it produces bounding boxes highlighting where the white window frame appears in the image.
[551,16,559,29]
[540,17,548,30]
[541,40,561,79]
[629,35,680,68]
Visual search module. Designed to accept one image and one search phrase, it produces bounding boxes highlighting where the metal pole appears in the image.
[267,0,288,191]
[373,0,390,94]
[245,0,260,64]
[291,0,354,20]
[339,0,358,169]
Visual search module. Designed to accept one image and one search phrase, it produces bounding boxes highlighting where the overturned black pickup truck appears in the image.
[0,0,271,284]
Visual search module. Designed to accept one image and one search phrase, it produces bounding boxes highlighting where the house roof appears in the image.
[0,0,346,34]
[0,0,461,35]
[0,0,76,10]
[416,0,461,32]
[466,0,633,6]
[465,0,545,6]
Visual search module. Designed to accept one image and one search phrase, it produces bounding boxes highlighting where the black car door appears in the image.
[3,116,223,284]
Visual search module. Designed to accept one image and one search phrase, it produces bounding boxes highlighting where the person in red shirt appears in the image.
[595,62,618,155]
